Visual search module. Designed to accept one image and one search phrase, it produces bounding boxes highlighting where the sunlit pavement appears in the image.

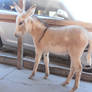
[0,64,91,92]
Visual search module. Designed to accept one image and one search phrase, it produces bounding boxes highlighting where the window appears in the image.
[0,0,21,22]
[0,0,18,12]
[25,0,70,20]
[0,0,72,22]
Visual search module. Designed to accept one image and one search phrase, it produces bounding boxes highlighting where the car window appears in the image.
[0,0,18,12]
[25,0,69,20]
[0,0,71,20]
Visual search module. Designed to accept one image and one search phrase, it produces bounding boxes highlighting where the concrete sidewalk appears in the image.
[0,64,91,92]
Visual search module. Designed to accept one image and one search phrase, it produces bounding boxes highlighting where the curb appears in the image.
[0,53,92,82]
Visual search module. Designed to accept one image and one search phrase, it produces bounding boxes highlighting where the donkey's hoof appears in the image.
[43,76,48,79]
[28,75,34,80]
[69,89,74,92]
[62,82,69,86]
[28,76,32,80]
[62,83,66,86]
[85,65,91,68]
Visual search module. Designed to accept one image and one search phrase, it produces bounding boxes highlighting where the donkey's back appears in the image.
[40,25,88,54]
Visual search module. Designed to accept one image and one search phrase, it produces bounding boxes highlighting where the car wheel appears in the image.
[0,37,3,48]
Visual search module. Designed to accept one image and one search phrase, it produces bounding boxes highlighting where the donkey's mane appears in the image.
[32,15,49,28]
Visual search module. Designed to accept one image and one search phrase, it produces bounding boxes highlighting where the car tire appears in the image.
[0,37,3,48]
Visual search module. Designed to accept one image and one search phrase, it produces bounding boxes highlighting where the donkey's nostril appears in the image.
[85,65,91,68]
[15,33,19,38]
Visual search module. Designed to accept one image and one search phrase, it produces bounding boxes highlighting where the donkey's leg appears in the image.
[43,52,49,79]
[69,58,82,92]
[86,40,92,67]
[62,63,75,86]
[29,50,42,79]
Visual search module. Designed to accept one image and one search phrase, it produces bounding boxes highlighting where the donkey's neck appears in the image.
[30,16,46,43]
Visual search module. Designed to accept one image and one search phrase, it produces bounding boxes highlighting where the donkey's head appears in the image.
[14,1,36,38]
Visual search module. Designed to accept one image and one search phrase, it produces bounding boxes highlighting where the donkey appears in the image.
[14,3,92,92]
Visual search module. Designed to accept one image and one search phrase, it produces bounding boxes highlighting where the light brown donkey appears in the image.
[14,2,92,92]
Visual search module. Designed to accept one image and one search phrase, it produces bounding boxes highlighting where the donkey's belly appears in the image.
[48,45,68,55]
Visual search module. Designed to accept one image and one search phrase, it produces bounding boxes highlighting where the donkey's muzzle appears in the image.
[85,65,91,68]
[15,33,20,38]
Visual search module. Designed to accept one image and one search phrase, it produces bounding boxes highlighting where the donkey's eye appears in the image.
[19,21,24,25]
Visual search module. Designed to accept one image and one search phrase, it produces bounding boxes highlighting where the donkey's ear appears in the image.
[23,5,36,18]
[23,0,26,11]
[13,2,22,13]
